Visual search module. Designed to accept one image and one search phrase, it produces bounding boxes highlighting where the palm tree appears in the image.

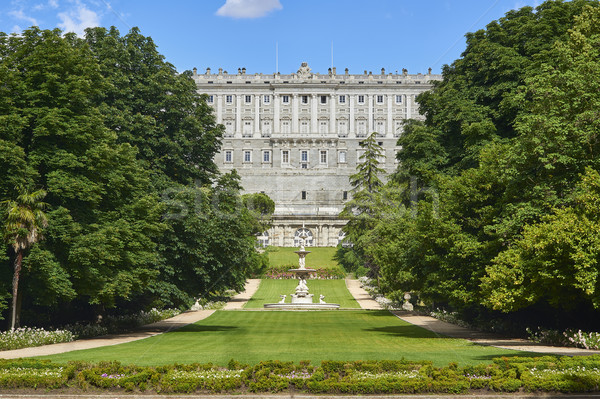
[2,186,48,330]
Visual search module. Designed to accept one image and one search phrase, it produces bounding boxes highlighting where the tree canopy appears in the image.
[341,0,600,327]
[0,26,266,327]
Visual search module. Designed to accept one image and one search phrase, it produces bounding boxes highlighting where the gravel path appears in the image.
[391,311,600,356]
[345,278,382,310]
[0,279,261,359]
[342,279,600,357]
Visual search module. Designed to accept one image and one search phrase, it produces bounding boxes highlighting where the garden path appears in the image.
[0,279,261,359]
[392,311,600,356]
[344,278,382,310]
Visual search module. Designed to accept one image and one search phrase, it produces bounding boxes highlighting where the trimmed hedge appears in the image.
[263,264,346,279]
[1,356,599,394]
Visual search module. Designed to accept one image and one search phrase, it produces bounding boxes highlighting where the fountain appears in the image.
[264,227,340,309]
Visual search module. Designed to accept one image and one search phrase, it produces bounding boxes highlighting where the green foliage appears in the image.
[345,0,600,318]
[2,356,600,394]
[0,26,263,326]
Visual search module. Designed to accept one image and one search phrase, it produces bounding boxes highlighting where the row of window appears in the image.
[224,149,351,165]
[208,94,411,105]
[223,119,404,137]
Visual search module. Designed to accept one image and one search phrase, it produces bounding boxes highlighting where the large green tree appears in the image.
[355,1,600,321]
[0,26,262,326]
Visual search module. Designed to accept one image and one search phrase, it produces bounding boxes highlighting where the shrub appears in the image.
[0,327,74,351]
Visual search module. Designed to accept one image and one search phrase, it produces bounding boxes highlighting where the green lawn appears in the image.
[267,246,339,269]
[244,279,359,308]
[39,310,531,367]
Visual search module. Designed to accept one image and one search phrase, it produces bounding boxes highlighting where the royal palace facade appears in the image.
[193,63,441,247]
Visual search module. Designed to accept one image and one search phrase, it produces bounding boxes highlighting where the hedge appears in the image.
[0,356,599,394]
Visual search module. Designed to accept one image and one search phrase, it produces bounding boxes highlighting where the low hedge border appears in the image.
[1,356,599,394]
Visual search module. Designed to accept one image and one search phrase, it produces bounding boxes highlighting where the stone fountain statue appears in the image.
[263,224,340,309]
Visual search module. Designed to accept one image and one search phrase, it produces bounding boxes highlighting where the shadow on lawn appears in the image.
[365,325,447,339]
[175,324,238,333]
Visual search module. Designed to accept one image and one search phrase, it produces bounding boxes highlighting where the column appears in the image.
[387,94,393,138]
[368,94,374,134]
[330,93,336,136]
[292,94,299,133]
[216,94,223,124]
[254,94,260,137]
[311,94,318,133]
[235,94,242,137]
[406,94,412,119]
[274,93,280,134]
[349,94,355,137]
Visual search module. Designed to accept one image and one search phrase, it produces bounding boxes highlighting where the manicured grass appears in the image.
[39,310,532,367]
[244,279,359,308]
[267,246,339,269]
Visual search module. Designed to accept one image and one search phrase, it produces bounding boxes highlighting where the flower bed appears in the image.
[0,308,182,351]
[1,356,600,394]
[0,328,74,351]
[528,327,600,350]
[263,265,345,279]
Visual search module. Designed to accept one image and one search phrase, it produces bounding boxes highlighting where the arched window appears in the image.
[337,230,346,245]
[294,228,313,247]
[257,231,269,248]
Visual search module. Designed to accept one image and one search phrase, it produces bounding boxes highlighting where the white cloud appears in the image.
[33,0,60,11]
[8,9,39,26]
[216,0,282,19]
[57,1,100,36]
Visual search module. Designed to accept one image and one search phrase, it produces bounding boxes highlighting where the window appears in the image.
[377,95,384,103]
[319,121,328,134]
[338,120,347,136]
[358,95,365,103]
[263,95,270,104]
[357,120,367,137]
[301,150,308,162]
[339,95,346,104]
[338,151,347,163]
[320,95,327,104]
[294,227,313,246]
[224,150,232,163]
[301,191,307,200]
[282,150,290,164]
[300,120,309,134]
[243,121,252,136]
[245,95,252,103]
[302,95,308,104]
[224,121,234,136]
[208,95,214,103]
[301,163,308,169]
[376,121,385,136]
[394,120,404,137]
[226,95,233,103]
[320,150,327,164]
[243,150,252,163]
[282,95,290,103]
[343,191,348,200]
[263,150,271,163]
[262,121,271,136]
[281,120,291,134]
[396,95,403,104]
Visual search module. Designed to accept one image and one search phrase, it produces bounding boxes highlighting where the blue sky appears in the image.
[1,0,541,75]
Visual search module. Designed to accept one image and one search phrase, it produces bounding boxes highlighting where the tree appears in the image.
[364,1,600,319]
[338,132,387,275]
[2,187,48,329]
[349,132,385,194]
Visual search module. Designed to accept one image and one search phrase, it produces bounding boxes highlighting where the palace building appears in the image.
[193,63,441,247]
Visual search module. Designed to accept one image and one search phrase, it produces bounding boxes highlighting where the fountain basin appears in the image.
[264,303,340,310]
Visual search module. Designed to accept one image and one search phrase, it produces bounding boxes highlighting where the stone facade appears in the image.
[193,63,440,247]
